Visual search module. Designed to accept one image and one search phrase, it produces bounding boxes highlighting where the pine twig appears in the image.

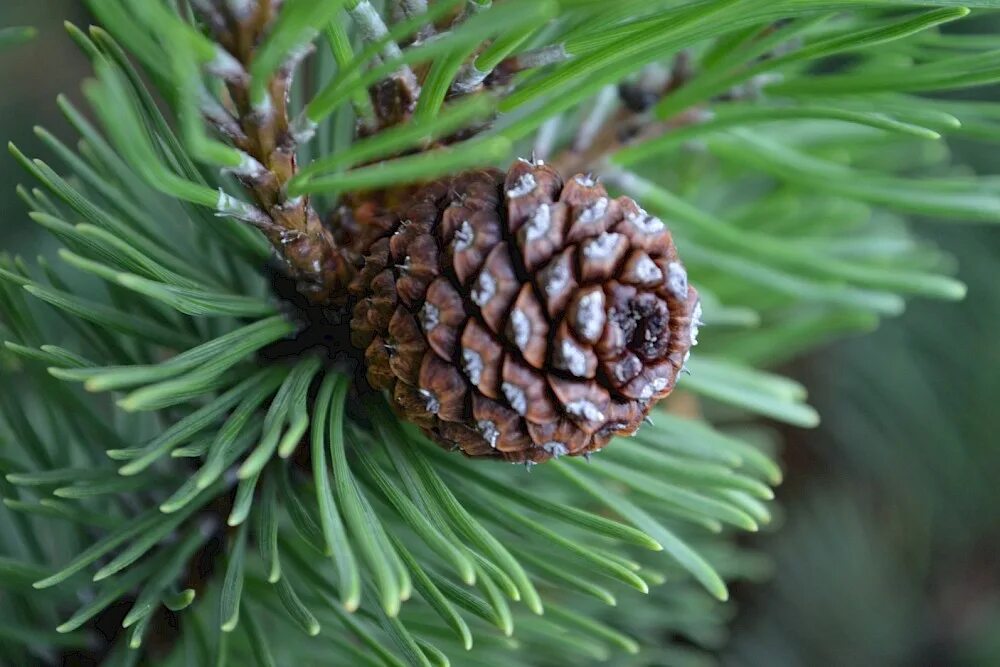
[193,4,355,307]
[551,52,703,175]
[348,0,422,129]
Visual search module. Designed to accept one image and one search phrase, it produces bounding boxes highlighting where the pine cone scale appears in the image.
[350,160,699,462]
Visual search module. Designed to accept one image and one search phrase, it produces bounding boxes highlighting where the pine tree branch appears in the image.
[192,3,355,307]
[551,53,702,175]
[2,2,997,665]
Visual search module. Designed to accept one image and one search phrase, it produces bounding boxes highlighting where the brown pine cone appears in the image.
[349,159,701,463]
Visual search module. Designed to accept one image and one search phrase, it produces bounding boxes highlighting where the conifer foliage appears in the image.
[0,2,997,665]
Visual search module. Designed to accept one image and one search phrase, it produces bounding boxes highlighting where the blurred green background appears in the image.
[2,5,997,666]
[723,222,1000,667]
[1,2,89,253]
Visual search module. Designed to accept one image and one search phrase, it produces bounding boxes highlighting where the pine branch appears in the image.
[0,2,997,666]
[189,3,354,306]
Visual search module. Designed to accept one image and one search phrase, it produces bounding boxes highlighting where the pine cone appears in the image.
[349,159,701,463]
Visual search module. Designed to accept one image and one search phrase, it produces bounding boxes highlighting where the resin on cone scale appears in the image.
[350,159,701,463]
